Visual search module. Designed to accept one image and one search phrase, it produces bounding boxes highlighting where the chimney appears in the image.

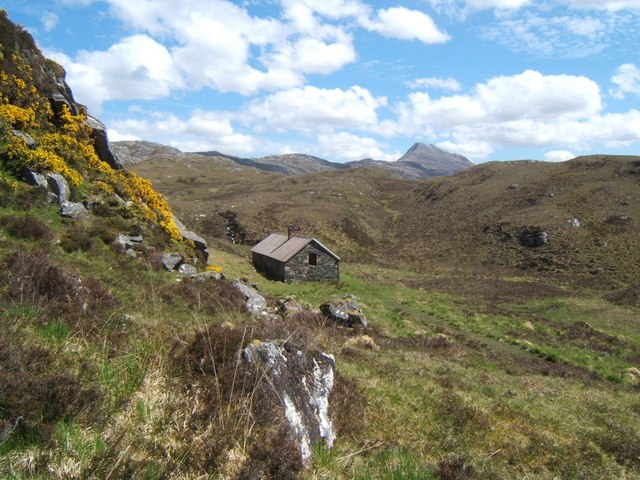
[288,226,292,239]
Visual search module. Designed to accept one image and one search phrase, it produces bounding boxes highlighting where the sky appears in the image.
[4,0,640,163]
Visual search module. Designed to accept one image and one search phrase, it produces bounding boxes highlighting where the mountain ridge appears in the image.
[113,140,473,179]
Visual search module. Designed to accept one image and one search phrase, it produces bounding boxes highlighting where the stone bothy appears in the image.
[251,233,340,282]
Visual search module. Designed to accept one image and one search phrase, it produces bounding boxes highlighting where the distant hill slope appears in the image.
[196,150,349,175]
[127,150,640,287]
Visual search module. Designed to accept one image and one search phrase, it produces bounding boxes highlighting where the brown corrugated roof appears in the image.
[251,233,340,262]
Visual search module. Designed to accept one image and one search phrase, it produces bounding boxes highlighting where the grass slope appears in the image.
[2,12,639,480]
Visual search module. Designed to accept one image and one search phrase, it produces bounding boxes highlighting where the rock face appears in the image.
[178,263,197,276]
[161,252,183,271]
[172,215,209,262]
[60,201,88,220]
[45,173,70,204]
[277,297,304,317]
[231,279,267,314]
[320,294,368,327]
[242,341,336,464]
[519,227,549,247]
[85,115,123,170]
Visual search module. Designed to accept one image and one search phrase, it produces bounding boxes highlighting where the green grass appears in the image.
[2,187,640,479]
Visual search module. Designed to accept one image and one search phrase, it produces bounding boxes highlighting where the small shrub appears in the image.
[59,222,95,252]
[0,250,119,331]
[0,336,99,437]
[161,278,245,314]
[330,372,367,440]
[435,455,479,480]
[0,214,53,241]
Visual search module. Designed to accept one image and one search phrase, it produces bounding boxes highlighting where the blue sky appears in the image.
[4,0,640,163]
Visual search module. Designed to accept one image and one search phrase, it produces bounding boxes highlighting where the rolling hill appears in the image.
[120,139,640,289]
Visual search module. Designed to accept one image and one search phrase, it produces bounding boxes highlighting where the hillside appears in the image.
[2,11,640,480]
[126,142,640,288]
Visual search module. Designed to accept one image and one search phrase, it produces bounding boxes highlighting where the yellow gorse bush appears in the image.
[0,50,185,244]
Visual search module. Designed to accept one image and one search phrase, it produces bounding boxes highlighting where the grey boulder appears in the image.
[161,252,183,271]
[178,263,198,276]
[172,215,209,262]
[60,201,88,220]
[518,227,549,247]
[243,341,336,464]
[320,294,367,327]
[232,279,267,313]
[85,115,123,170]
[46,173,70,205]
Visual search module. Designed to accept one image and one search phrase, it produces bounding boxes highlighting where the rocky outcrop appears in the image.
[60,201,88,220]
[242,341,336,464]
[161,252,183,271]
[518,227,549,247]
[277,297,304,317]
[85,115,123,170]
[45,173,70,204]
[231,279,267,314]
[172,215,209,261]
[320,294,367,327]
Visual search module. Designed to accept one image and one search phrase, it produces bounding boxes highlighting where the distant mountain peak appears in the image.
[397,143,474,171]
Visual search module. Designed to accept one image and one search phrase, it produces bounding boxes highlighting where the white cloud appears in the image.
[107,129,141,142]
[409,77,462,91]
[476,70,601,121]
[46,35,183,113]
[281,0,371,22]
[317,132,397,161]
[428,0,530,17]
[41,12,59,32]
[480,14,611,58]
[436,140,492,159]
[394,70,601,137]
[265,37,356,76]
[465,0,531,10]
[363,7,450,44]
[544,150,575,161]
[246,85,387,132]
[387,70,616,159]
[563,0,640,11]
[109,110,256,154]
[610,63,640,99]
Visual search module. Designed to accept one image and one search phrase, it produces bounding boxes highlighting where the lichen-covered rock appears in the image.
[25,171,47,189]
[161,252,182,271]
[172,214,209,262]
[277,297,304,317]
[85,115,123,170]
[231,279,267,313]
[518,227,549,247]
[45,173,70,205]
[11,130,36,148]
[178,263,197,276]
[242,341,336,464]
[113,233,134,251]
[320,294,367,327]
[60,201,88,220]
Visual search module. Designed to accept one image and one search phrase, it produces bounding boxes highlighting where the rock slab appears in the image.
[243,341,336,464]
[320,294,368,327]
[231,279,267,313]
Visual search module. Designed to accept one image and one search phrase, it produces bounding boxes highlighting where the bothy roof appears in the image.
[251,233,340,262]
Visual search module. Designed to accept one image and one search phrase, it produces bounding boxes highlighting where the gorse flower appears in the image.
[0,46,186,245]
